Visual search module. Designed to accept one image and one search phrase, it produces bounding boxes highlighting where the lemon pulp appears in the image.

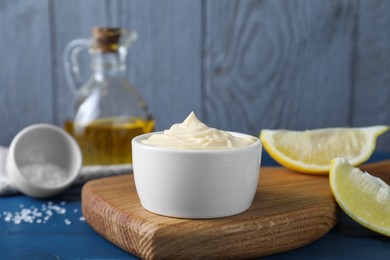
[330,158,390,236]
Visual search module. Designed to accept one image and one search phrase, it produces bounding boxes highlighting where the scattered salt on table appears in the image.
[1,201,85,225]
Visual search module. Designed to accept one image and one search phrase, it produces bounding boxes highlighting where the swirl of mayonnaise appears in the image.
[141,112,256,150]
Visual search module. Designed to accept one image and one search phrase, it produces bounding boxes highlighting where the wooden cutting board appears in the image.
[81,161,389,259]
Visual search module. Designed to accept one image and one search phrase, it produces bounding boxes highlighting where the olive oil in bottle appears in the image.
[63,27,153,165]
[65,117,154,165]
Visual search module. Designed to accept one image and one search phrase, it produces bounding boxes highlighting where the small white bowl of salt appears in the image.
[6,124,82,198]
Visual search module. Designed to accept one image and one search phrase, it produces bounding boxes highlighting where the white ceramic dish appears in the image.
[7,124,82,198]
[132,131,262,219]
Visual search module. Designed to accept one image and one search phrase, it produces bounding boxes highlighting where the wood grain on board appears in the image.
[82,166,338,259]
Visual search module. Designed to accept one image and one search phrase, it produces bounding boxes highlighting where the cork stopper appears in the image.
[92,27,122,53]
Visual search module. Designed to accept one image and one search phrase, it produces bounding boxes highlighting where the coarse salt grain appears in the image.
[20,163,68,188]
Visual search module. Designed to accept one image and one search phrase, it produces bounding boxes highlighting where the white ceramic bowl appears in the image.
[7,124,82,198]
[132,132,262,219]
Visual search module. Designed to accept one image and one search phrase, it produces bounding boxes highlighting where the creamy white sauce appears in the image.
[141,112,256,150]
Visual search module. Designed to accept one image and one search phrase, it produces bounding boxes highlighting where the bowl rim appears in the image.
[132,131,262,154]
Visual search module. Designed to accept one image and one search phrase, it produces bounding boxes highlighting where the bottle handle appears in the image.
[63,38,91,95]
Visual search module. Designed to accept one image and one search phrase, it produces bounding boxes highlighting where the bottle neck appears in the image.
[90,49,127,79]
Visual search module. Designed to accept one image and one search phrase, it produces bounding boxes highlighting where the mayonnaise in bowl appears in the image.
[141,112,256,150]
[132,112,262,218]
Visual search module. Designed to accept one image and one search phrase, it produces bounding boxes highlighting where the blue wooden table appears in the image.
[1,152,389,259]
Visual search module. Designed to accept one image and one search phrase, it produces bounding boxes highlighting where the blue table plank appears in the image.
[0,188,136,259]
[0,152,389,259]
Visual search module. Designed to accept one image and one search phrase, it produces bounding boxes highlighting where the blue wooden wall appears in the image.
[0,0,389,151]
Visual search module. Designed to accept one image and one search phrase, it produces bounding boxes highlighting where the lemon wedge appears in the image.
[330,158,390,236]
[260,126,389,174]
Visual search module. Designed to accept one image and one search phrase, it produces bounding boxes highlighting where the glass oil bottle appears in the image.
[63,27,154,165]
